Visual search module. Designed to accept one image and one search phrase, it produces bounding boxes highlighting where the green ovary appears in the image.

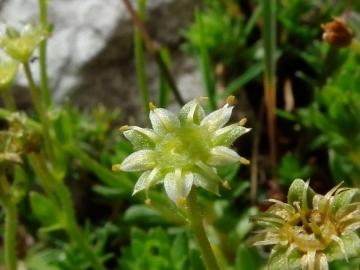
[155,125,211,169]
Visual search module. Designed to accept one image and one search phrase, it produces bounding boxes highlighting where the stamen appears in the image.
[240,157,250,165]
[227,95,236,105]
[200,97,209,101]
[119,125,129,132]
[145,198,152,208]
[222,181,231,190]
[239,118,247,126]
[177,197,186,207]
[149,102,156,111]
[112,164,121,171]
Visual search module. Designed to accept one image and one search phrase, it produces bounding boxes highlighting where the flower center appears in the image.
[288,210,337,252]
[155,124,211,169]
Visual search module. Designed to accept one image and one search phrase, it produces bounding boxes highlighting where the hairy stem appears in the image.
[187,187,220,270]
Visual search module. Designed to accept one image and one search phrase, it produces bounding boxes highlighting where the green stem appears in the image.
[263,0,277,178]
[135,0,150,121]
[38,0,52,107]
[34,153,106,270]
[56,182,106,270]
[0,174,17,270]
[23,62,55,164]
[1,88,16,112]
[122,0,184,106]
[187,187,220,270]
[29,152,58,204]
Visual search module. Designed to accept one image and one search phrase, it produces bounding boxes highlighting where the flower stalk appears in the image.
[187,186,220,270]
[0,172,17,270]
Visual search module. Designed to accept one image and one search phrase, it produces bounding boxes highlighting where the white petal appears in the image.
[178,99,205,125]
[206,146,240,166]
[163,169,193,204]
[193,169,219,195]
[133,171,152,195]
[120,150,156,171]
[200,105,233,132]
[213,125,251,146]
[149,108,180,135]
[132,168,163,195]
[123,127,159,149]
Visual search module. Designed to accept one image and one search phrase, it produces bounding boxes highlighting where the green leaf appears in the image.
[170,233,188,270]
[235,244,262,270]
[29,192,61,228]
[123,205,164,225]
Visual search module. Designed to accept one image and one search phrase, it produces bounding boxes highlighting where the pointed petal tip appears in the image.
[223,181,231,190]
[240,157,250,165]
[149,102,156,111]
[177,197,187,208]
[112,164,121,171]
[145,198,152,208]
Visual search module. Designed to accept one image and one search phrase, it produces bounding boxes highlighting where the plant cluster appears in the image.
[1,0,360,270]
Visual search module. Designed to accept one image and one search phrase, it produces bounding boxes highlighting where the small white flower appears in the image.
[113,96,250,207]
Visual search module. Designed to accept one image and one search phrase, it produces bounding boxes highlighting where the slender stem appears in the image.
[29,152,58,204]
[0,174,17,270]
[135,0,150,121]
[1,88,16,112]
[23,62,55,164]
[263,0,277,178]
[187,187,220,270]
[250,100,264,204]
[38,0,52,107]
[34,153,106,270]
[122,0,184,106]
[56,182,106,270]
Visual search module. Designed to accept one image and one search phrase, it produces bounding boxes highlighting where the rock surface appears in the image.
[0,0,203,123]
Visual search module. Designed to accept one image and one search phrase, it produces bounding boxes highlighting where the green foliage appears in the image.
[118,227,204,270]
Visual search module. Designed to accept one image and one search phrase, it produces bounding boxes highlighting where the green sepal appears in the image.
[287,179,316,208]
[326,232,360,262]
[331,188,359,216]
[268,245,301,270]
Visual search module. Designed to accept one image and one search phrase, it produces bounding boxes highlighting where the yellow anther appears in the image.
[227,95,236,105]
[119,125,129,132]
[112,164,121,171]
[239,118,247,126]
[145,198,152,208]
[177,197,187,207]
[222,181,231,190]
[240,157,250,165]
[149,102,156,111]
[200,97,209,101]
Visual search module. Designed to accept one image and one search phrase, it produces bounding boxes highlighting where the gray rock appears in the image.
[0,0,203,123]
